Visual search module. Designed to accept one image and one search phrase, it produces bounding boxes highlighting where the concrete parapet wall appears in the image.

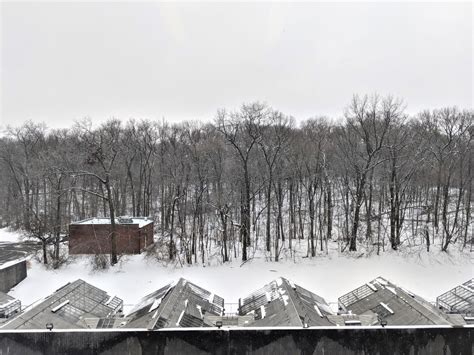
[0,260,27,293]
[0,327,471,354]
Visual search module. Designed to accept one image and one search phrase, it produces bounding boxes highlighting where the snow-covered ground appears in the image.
[1,227,472,314]
[8,249,473,314]
[0,228,23,243]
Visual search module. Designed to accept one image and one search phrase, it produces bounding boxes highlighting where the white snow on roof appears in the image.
[196,304,203,318]
[176,309,185,326]
[344,320,362,325]
[0,257,27,270]
[380,302,395,314]
[400,287,416,298]
[314,304,323,318]
[148,298,162,313]
[7,246,472,323]
[366,283,378,292]
[73,217,153,228]
[386,286,397,295]
[51,300,70,313]
[104,295,115,306]
[375,277,389,286]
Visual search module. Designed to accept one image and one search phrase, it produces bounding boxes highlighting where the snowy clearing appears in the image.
[9,247,472,314]
[2,227,472,313]
[0,228,23,243]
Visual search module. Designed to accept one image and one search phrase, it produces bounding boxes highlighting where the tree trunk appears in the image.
[326,181,332,242]
[53,177,62,268]
[105,176,118,265]
[308,183,316,257]
[266,179,272,252]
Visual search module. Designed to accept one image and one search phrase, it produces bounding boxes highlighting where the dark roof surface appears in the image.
[0,242,38,267]
[2,279,123,329]
[437,279,473,315]
[239,277,334,327]
[125,278,224,329]
[338,277,452,325]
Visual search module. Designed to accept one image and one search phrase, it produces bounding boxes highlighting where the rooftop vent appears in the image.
[51,300,70,313]
[118,217,133,224]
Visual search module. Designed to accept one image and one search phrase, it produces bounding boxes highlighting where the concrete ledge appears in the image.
[0,326,471,354]
[0,259,27,293]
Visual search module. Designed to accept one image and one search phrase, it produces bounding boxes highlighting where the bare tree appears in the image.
[73,119,123,265]
[337,95,395,251]
[216,103,268,261]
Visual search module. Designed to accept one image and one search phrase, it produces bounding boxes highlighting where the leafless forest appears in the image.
[0,95,472,267]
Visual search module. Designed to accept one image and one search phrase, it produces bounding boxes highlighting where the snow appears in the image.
[73,218,153,228]
[8,250,473,313]
[386,286,397,295]
[313,304,323,317]
[0,258,27,270]
[51,300,70,312]
[196,304,203,318]
[374,278,389,286]
[4,236,472,316]
[0,228,22,243]
[366,283,377,292]
[148,298,161,313]
[380,302,394,314]
[176,309,185,326]
[104,295,115,305]
[344,320,361,325]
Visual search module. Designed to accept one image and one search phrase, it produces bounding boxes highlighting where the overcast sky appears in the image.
[1,1,472,129]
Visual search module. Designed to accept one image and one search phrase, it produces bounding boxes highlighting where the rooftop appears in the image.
[2,279,123,329]
[125,278,224,329]
[0,242,37,268]
[338,277,454,326]
[71,217,153,228]
[437,279,474,315]
[238,277,334,327]
[0,292,21,320]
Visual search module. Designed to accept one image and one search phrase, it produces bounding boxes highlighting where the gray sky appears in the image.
[1,1,472,129]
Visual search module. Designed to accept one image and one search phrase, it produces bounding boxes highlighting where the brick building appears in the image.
[69,217,154,255]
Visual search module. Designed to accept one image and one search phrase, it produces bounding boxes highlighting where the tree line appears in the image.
[0,95,472,267]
